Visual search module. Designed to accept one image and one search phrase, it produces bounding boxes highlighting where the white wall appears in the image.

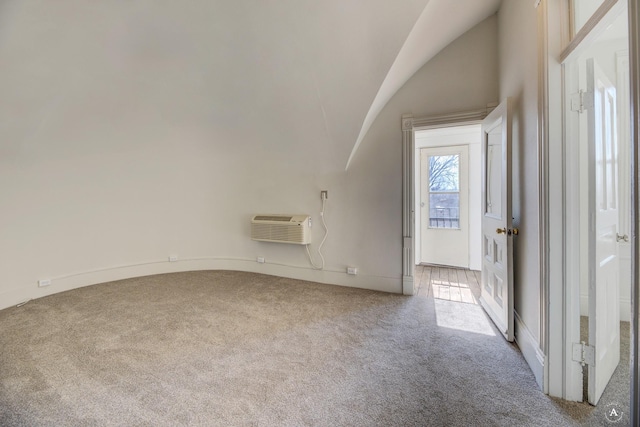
[0,5,499,311]
[0,0,426,309]
[498,1,544,386]
[347,13,498,276]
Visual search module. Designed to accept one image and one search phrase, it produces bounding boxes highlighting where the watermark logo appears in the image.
[604,402,624,423]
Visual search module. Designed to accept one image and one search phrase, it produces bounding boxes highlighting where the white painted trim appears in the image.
[401,107,493,294]
[560,0,622,63]
[515,311,545,389]
[411,109,488,130]
[559,2,630,403]
[0,258,401,312]
[617,50,631,236]
[402,276,414,295]
[629,0,640,421]
[562,58,586,402]
[620,246,633,321]
[547,0,634,404]
[622,296,632,322]
[402,116,416,296]
[537,0,550,394]
[616,50,632,324]
[543,0,572,400]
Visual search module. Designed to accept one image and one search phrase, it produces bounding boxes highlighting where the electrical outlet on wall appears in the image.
[169,255,178,262]
[38,279,52,287]
[257,257,265,264]
[321,190,328,200]
[347,267,358,275]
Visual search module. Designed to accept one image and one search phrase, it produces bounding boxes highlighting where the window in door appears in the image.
[428,154,460,229]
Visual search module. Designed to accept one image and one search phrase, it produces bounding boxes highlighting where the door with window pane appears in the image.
[420,146,469,268]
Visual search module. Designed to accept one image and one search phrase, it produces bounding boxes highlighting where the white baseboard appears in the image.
[514,311,544,390]
[0,257,402,312]
[580,293,588,317]
[403,275,414,295]
[621,298,631,322]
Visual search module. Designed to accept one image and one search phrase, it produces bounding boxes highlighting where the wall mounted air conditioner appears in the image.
[251,214,311,244]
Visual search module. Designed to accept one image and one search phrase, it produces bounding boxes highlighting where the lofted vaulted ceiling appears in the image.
[0,0,500,172]
[347,0,502,168]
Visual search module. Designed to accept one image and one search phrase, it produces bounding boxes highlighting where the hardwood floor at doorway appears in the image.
[415,265,481,304]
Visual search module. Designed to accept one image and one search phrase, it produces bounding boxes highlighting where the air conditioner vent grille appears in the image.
[253,215,293,222]
[251,214,311,244]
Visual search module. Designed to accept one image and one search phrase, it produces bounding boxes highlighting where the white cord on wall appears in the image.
[306,195,328,270]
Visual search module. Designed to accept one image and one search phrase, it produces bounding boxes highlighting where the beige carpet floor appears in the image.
[0,270,616,426]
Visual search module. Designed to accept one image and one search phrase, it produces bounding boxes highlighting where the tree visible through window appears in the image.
[428,154,460,229]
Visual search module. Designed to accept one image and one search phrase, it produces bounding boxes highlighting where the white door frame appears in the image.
[543,0,625,402]
[542,0,628,401]
[628,0,640,422]
[401,109,493,295]
[542,0,640,416]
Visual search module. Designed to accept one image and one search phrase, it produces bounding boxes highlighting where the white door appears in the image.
[479,99,514,342]
[420,146,469,268]
[586,58,620,406]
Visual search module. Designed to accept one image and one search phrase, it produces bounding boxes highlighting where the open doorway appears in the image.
[414,125,482,270]
[563,2,630,408]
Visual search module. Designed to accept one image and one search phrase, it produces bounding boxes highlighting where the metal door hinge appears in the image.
[570,90,593,113]
[572,341,595,366]
[616,233,629,242]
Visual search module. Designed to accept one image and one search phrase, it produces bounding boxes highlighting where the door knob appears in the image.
[496,227,519,235]
[617,233,629,242]
[420,202,425,207]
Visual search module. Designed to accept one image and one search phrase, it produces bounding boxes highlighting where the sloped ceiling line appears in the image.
[345,0,501,170]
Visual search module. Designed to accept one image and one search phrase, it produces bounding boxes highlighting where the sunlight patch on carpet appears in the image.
[434,299,496,336]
